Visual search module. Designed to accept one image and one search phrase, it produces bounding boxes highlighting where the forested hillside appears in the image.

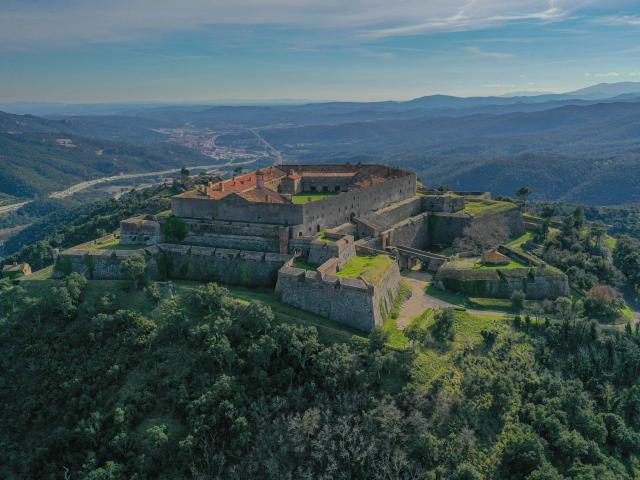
[3,277,640,478]
[258,102,640,204]
[0,131,209,198]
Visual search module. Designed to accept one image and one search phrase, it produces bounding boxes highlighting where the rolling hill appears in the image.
[0,121,211,198]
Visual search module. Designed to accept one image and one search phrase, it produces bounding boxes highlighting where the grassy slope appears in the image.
[336,255,395,283]
[459,198,516,216]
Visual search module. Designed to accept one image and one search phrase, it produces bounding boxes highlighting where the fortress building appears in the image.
[55,163,568,332]
[170,164,417,253]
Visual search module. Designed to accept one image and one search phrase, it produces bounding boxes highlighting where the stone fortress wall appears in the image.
[56,163,565,331]
[276,258,401,331]
[56,243,292,286]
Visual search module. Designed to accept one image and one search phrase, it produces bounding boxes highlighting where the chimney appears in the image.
[256,173,265,189]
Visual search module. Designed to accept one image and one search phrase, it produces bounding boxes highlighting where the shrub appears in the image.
[511,289,526,311]
[161,216,188,242]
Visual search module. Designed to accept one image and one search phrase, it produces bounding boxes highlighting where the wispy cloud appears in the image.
[596,15,640,26]
[466,46,515,59]
[585,72,621,77]
[0,0,613,50]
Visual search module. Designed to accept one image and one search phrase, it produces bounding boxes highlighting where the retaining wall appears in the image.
[276,259,401,331]
[435,264,569,300]
[56,243,292,286]
[390,213,430,250]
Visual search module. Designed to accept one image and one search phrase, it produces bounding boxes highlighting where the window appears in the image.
[311,186,317,192]
[316,225,320,232]
[335,186,340,192]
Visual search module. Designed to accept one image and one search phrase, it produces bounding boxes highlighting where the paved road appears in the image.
[48,163,228,199]
[249,129,283,165]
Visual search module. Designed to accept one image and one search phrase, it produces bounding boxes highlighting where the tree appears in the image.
[453,216,510,255]
[498,427,546,478]
[572,206,586,231]
[432,308,456,342]
[541,205,555,218]
[591,221,607,249]
[121,255,147,289]
[516,186,533,212]
[405,320,430,348]
[161,216,188,242]
[511,290,526,311]
[584,284,624,319]
[180,167,190,178]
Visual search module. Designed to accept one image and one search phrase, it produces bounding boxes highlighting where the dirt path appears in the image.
[0,201,31,215]
[397,271,513,329]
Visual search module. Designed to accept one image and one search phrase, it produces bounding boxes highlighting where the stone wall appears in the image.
[183,232,280,252]
[428,207,525,246]
[308,235,356,267]
[389,213,429,250]
[293,172,416,237]
[421,195,465,213]
[435,264,569,300]
[56,243,292,286]
[153,244,291,286]
[374,196,423,225]
[172,194,303,225]
[120,216,162,245]
[428,213,473,246]
[54,247,151,280]
[276,259,401,331]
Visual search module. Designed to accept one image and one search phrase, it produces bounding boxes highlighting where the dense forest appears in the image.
[0,187,171,271]
[3,273,640,478]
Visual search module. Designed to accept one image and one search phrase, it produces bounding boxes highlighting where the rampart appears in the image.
[308,235,356,267]
[276,258,401,331]
[435,264,569,300]
[389,213,430,250]
[55,242,292,286]
[428,207,524,246]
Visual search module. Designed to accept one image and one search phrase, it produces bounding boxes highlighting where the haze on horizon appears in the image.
[3,0,640,103]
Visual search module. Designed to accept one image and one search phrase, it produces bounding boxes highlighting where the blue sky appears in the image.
[2,0,640,102]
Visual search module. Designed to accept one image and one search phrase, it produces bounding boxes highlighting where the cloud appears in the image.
[585,72,621,77]
[465,46,515,58]
[0,0,615,50]
[596,15,640,26]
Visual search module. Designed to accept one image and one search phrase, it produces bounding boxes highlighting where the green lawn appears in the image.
[506,231,534,248]
[605,235,617,250]
[424,283,468,308]
[410,310,515,387]
[336,255,395,283]
[471,258,528,270]
[291,192,337,204]
[83,237,141,251]
[318,231,337,243]
[459,198,516,216]
[292,257,318,271]
[24,265,54,280]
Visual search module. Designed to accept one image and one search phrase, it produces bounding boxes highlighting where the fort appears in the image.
[56,163,567,331]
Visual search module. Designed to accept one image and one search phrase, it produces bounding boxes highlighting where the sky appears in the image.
[2,0,640,103]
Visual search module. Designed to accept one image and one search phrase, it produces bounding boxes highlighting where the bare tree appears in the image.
[453,216,510,255]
